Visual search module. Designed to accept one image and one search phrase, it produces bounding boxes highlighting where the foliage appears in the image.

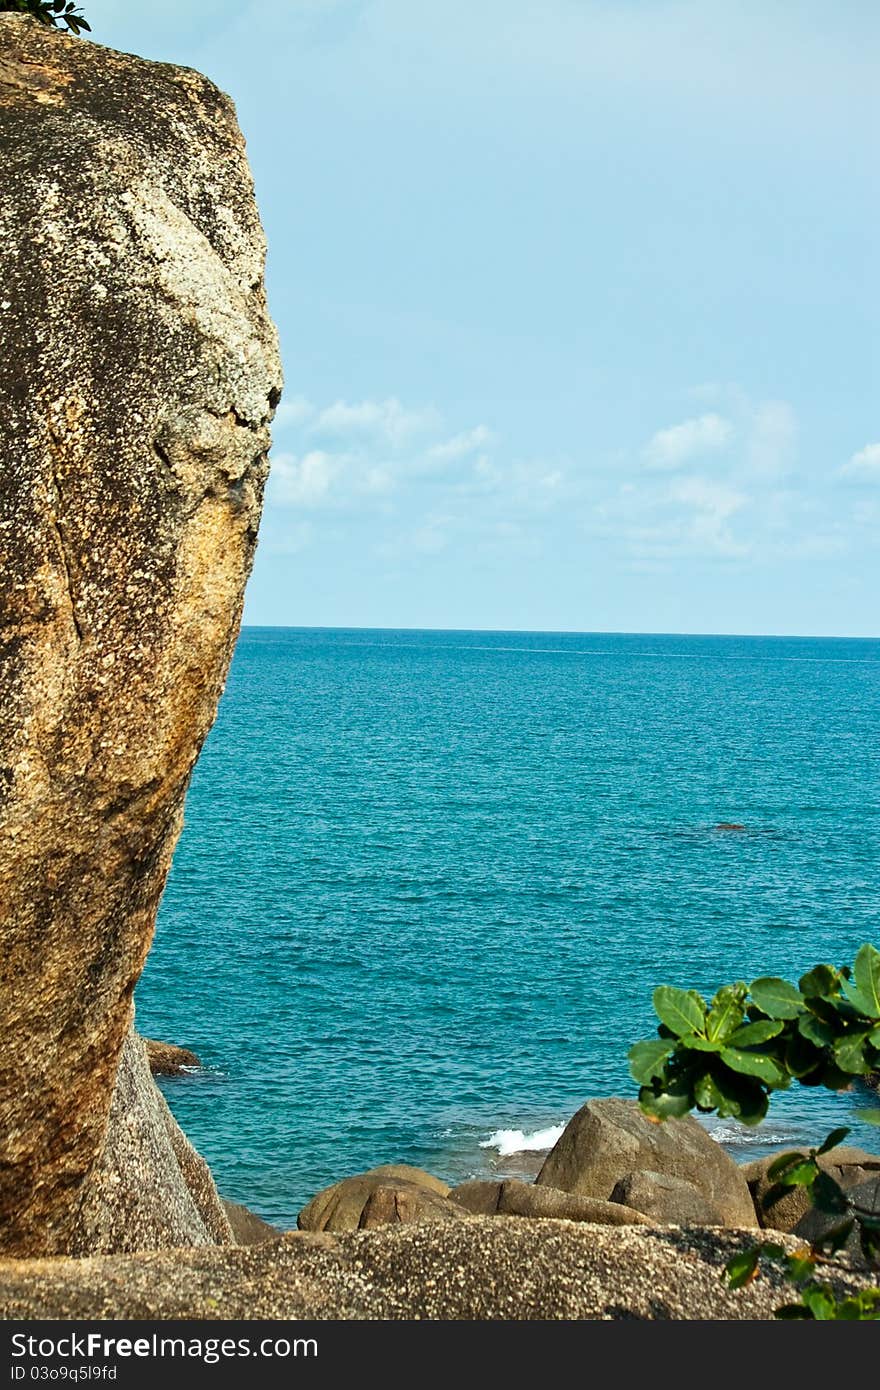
[629,944,880,1319]
[728,1238,880,1320]
[629,943,880,1127]
[2,1,90,35]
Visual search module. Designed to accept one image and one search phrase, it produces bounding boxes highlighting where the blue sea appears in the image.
[136,628,880,1228]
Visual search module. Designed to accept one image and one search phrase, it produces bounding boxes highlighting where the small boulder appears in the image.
[451,1177,651,1225]
[610,1170,727,1226]
[144,1039,202,1076]
[358,1184,467,1230]
[222,1200,284,1245]
[536,1098,756,1227]
[298,1165,453,1232]
[742,1146,880,1233]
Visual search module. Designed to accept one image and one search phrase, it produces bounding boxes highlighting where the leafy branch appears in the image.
[2,1,91,36]
[629,944,880,1127]
[629,944,880,1319]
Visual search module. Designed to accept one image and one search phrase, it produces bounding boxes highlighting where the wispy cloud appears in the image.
[425,425,495,462]
[643,413,733,469]
[308,397,441,448]
[840,442,880,481]
[268,450,344,507]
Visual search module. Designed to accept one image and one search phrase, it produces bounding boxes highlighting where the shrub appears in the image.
[1,1,90,35]
[629,944,880,1318]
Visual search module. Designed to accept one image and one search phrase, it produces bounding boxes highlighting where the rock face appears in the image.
[536,1098,756,1227]
[1,1221,873,1321]
[609,1170,727,1226]
[221,1200,284,1246]
[0,16,282,1256]
[452,1178,651,1225]
[742,1146,880,1234]
[298,1167,458,1233]
[67,1031,234,1255]
[144,1038,201,1076]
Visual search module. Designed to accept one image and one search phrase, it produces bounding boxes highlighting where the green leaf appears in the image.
[694,1071,724,1110]
[637,1083,694,1121]
[678,1033,721,1052]
[801,1285,837,1320]
[797,1013,834,1047]
[853,943,880,1017]
[652,985,706,1038]
[727,1020,783,1047]
[725,1246,760,1290]
[766,1149,807,1181]
[784,1255,817,1284]
[710,1069,769,1125]
[854,1108,880,1126]
[833,1031,871,1076]
[720,1047,786,1085]
[749,977,803,1020]
[706,986,746,1043]
[798,964,840,999]
[628,1039,671,1084]
[785,1033,822,1078]
[841,977,877,1018]
[777,1160,819,1188]
[815,1126,851,1156]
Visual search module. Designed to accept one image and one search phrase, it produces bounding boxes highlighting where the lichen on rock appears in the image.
[0,15,282,1256]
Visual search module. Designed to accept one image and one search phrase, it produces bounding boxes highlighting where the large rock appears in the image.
[536,1098,756,1227]
[298,1167,454,1232]
[0,1220,873,1320]
[742,1146,880,1233]
[452,1178,651,1225]
[610,1170,727,1226]
[0,15,281,1256]
[67,1031,233,1254]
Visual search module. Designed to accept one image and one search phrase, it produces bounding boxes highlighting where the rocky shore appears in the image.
[0,16,876,1322]
[2,1091,877,1319]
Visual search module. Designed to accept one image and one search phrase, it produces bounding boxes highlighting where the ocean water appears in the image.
[136,628,880,1228]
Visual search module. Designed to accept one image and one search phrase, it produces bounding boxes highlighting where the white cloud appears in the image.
[308,397,441,448]
[747,400,798,476]
[273,396,314,431]
[669,475,749,556]
[840,442,880,480]
[268,450,343,507]
[643,413,733,469]
[425,425,495,462]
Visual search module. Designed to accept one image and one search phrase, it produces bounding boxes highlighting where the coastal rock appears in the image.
[609,1170,727,1226]
[144,1038,202,1076]
[742,1146,880,1233]
[357,1185,467,1230]
[222,1200,284,1246]
[298,1166,453,1232]
[67,1031,233,1255]
[0,1220,873,1320]
[0,15,282,1255]
[793,1176,880,1260]
[536,1098,756,1227]
[452,1178,651,1225]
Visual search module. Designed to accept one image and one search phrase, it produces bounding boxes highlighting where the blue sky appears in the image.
[88,1,878,635]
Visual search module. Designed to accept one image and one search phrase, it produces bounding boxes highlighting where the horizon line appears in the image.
[239,623,879,641]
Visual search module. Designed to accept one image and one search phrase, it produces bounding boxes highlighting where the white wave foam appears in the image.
[479,1124,565,1156]
[700,1116,796,1147]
